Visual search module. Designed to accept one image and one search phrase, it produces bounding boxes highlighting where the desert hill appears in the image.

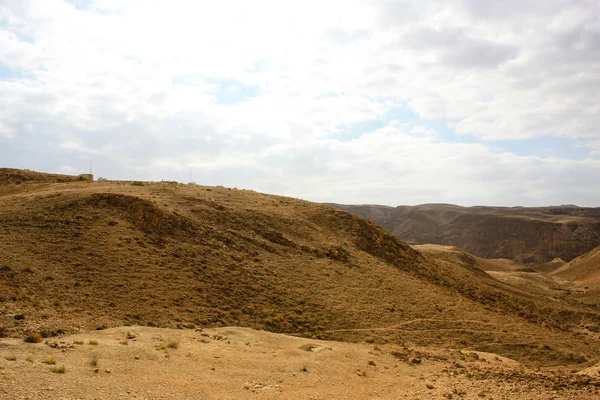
[552,245,600,303]
[1,168,600,369]
[414,244,575,299]
[553,245,600,281]
[330,203,600,263]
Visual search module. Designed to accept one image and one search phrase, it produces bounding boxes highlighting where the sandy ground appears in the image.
[1,326,598,400]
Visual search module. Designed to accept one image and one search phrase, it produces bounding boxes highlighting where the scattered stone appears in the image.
[426,383,435,390]
[45,341,74,351]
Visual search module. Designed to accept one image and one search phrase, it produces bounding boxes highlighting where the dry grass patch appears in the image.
[42,356,56,365]
[90,353,99,367]
[89,339,99,345]
[51,365,66,374]
[24,332,43,343]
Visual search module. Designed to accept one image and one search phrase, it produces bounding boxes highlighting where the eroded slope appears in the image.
[1,171,599,367]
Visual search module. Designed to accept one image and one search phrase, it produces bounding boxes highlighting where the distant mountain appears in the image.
[328,203,600,263]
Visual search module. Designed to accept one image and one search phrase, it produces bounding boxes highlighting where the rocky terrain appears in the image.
[2,169,600,398]
[2,326,600,400]
[330,203,600,263]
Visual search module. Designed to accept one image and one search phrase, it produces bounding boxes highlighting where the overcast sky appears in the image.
[1,0,599,206]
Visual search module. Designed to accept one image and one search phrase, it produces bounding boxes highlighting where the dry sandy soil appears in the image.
[2,169,600,398]
[2,326,599,400]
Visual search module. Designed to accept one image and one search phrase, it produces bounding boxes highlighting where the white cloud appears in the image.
[0,0,599,206]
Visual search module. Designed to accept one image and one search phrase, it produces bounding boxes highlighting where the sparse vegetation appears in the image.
[4,355,17,361]
[155,343,168,351]
[40,329,62,338]
[89,340,99,345]
[24,333,43,343]
[51,365,66,374]
[90,353,99,367]
[42,356,56,365]
[2,167,600,370]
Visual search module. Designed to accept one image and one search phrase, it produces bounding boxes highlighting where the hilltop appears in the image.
[1,168,600,372]
[330,203,600,263]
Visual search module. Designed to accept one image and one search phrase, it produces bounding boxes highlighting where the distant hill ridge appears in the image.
[328,203,600,263]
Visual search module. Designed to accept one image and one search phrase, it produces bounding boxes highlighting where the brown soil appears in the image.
[414,244,575,297]
[2,326,599,400]
[552,245,600,304]
[2,169,600,397]
[331,203,600,263]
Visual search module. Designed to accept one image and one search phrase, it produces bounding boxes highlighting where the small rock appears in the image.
[426,383,435,390]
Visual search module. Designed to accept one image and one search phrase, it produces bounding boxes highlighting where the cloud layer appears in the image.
[1,0,599,206]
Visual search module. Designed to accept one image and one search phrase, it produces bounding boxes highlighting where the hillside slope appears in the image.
[552,245,600,303]
[1,169,600,367]
[414,244,574,299]
[330,203,600,263]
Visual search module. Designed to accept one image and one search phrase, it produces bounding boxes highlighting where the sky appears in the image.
[1,0,599,207]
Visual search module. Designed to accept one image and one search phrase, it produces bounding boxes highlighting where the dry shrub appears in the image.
[24,333,43,343]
